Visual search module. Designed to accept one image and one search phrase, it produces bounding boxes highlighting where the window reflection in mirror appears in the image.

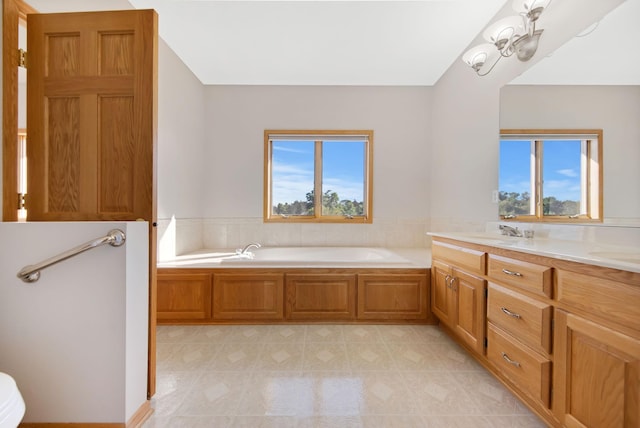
[499,130,602,222]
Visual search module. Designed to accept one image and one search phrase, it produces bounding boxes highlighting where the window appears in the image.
[264,130,373,223]
[499,129,602,222]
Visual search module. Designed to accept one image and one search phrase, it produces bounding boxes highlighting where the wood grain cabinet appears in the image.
[285,274,356,320]
[213,273,284,320]
[553,310,640,428]
[357,273,429,320]
[432,258,487,355]
[157,273,212,321]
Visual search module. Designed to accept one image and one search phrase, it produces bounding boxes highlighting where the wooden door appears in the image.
[213,273,284,320]
[431,260,454,327]
[157,273,212,322]
[452,268,486,354]
[357,273,429,320]
[26,9,158,396]
[554,310,640,428]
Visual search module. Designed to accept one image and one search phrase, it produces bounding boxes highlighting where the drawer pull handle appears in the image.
[445,275,452,288]
[501,352,521,368]
[501,307,522,319]
[502,268,523,277]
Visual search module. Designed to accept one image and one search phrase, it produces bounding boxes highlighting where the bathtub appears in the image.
[158,246,430,268]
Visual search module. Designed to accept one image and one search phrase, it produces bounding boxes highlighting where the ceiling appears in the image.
[24,0,639,86]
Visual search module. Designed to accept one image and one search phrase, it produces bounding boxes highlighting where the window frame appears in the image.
[264,129,374,224]
[499,129,603,223]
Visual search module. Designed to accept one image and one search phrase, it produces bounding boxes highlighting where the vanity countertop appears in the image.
[429,232,640,274]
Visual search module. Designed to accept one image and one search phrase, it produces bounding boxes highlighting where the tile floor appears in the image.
[143,324,548,427]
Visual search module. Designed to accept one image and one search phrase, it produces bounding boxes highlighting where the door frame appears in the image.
[3,0,35,221]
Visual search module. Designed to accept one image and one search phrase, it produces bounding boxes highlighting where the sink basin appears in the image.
[588,251,640,264]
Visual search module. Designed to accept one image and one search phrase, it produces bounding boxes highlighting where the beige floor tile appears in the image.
[264,325,307,343]
[208,342,263,371]
[427,341,485,371]
[151,371,200,417]
[232,415,300,428]
[402,371,480,416]
[302,371,362,416]
[306,325,345,342]
[236,372,313,417]
[176,371,248,416]
[145,324,548,427]
[222,325,272,343]
[361,415,427,428]
[342,325,384,343]
[376,325,422,343]
[303,342,351,371]
[351,371,417,415]
[452,371,521,415]
[385,342,447,371]
[410,325,451,343]
[161,343,221,371]
[345,342,396,370]
[256,342,305,371]
[299,415,363,427]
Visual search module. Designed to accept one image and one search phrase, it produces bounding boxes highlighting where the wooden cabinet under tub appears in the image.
[156,267,431,324]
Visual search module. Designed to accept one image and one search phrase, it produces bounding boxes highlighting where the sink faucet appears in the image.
[237,242,262,256]
[499,224,523,237]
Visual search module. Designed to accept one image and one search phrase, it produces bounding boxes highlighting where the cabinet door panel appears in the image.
[213,274,284,320]
[157,273,211,321]
[357,274,428,320]
[431,260,453,327]
[554,310,640,428]
[453,268,486,355]
[285,274,356,320]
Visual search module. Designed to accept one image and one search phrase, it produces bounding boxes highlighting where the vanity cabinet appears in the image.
[157,273,212,321]
[432,235,640,428]
[431,241,487,355]
[554,310,640,428]
[553,268,640,428]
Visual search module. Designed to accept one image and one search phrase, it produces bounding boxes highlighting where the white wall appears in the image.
[500,85,640,222]
[204,85,431,219]
[0,222,148,424]
[169,85,433,251]
[157,38,207,220]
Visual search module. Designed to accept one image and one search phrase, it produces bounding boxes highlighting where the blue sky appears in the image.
[272,140,365,205]
[499,139,582,202]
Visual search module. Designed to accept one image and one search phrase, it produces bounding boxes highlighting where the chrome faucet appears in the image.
[237,242,262,256]
[499,224,523,237]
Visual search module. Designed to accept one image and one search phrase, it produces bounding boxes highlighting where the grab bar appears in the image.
[17,229,126,283]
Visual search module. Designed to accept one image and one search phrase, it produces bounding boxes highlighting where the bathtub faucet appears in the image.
[236,242,262,257]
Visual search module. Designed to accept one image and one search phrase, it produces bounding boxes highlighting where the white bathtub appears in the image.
[158,247,430,268]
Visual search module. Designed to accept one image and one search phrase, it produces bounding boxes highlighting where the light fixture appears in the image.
[462,0,552,76]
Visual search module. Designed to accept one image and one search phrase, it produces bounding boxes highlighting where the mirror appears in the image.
[499,0,640,226]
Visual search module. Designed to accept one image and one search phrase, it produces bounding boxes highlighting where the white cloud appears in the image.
[556,168,578,178]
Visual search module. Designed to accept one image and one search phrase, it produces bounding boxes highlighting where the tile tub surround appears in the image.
[157,217,430,261]
[144,324,546,428]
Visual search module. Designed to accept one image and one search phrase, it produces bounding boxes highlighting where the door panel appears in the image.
[27,9,158,397]
[27,10,156,222]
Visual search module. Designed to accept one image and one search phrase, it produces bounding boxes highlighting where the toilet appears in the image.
[0,373,25,428]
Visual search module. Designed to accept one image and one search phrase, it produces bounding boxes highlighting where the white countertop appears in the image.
[429,232,640,274]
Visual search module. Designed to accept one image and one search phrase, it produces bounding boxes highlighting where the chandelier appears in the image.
[462,0,552,76]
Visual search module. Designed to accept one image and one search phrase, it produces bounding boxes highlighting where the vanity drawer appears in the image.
[488,254,552,298]
[556,269,640,331]
[487,283,552,354]
[487,323,551,408]
[432,240,486,275]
